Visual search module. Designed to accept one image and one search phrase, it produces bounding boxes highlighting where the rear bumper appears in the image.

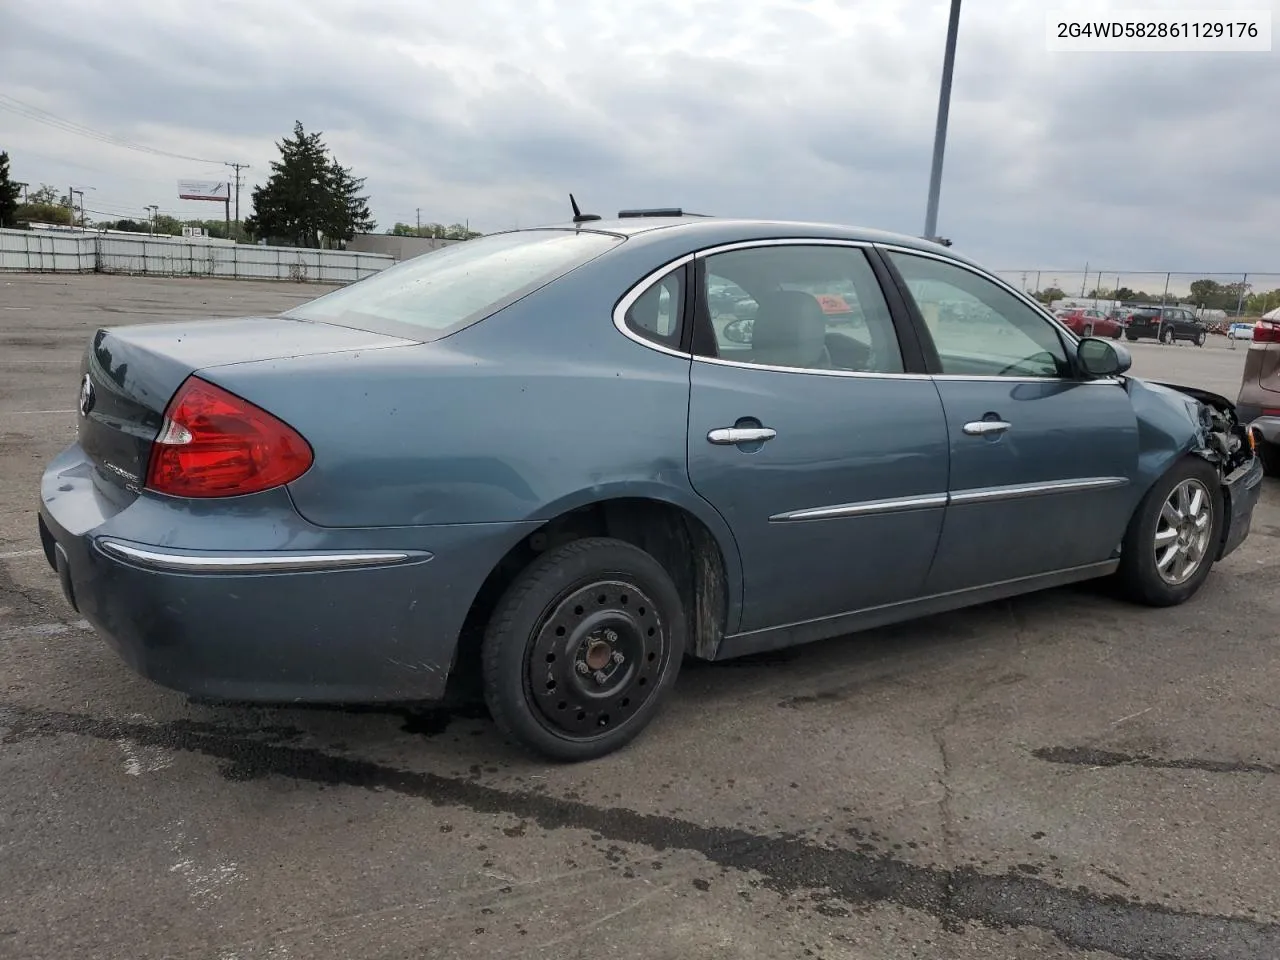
[38,442,535,704]
[1217,455,1265,561]
[1236,409,1280,447]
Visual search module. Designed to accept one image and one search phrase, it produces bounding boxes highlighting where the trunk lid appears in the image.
[77,316,412,507]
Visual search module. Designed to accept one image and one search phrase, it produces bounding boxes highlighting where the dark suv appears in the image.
[1123,306,1207,346]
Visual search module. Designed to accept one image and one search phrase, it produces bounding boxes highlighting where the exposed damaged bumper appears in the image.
[1218,455,1264,560]
[1148,380,1265,561]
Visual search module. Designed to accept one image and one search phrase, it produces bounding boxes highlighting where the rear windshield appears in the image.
[284,229,623,340]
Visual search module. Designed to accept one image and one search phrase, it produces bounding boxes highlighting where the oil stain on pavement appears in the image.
[2,700,1277,960]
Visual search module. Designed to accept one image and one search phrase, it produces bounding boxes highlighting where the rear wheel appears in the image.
[1159,326,1174,345]
[1126,333,1139,342]
[480,537,685,761]
[1195,330,1206,347]
[1115,458,1222,607]
[1111,326,1122,339]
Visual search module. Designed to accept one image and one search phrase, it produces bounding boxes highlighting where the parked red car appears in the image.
[1054,307,1123,339]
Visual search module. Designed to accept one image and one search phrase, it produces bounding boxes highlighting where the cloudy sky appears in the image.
[1,0,1276,280]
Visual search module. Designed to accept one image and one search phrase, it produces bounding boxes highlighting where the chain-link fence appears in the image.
[992,269,1280,318]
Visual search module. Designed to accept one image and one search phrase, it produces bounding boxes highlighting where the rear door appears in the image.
[880,247,1141,595]
[684,241,950,635]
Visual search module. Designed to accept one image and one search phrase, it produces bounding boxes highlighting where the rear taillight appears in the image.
[145,376,313,498]
[1253,320,1280,343]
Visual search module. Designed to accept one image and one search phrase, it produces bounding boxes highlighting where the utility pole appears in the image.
[15,182,27,202]
[416,208,421,235]
[1236,274,1249,317]
[145,205,158,235]
[224,162,249,236]
[923,0,962,242]
[68,187,85,228]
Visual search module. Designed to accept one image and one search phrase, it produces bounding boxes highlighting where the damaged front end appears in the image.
[1149,381,1256,476]
[1138,379,1265,561]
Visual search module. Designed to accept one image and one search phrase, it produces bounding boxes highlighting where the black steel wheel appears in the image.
[481,537,685,761]
[1257,439,1280,477]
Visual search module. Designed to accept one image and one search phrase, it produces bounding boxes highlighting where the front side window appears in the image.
[285,229,623,340]
[698,244,904,374]
[888,251,1070,378]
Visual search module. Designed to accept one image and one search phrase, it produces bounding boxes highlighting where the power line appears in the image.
[0,93,234,165]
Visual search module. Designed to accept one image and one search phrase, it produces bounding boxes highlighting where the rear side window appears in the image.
[624,268,684,349]
[285,230,622,340]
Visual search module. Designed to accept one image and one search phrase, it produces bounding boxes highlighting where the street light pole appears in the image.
[923,0,962,243]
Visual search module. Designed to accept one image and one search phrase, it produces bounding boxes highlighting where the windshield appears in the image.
[285,229,623,340]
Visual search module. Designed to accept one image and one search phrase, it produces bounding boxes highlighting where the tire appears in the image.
[1115,457,1223,607]
[1126,333,1139,342]
[1111,327,1122,340]
[1082,323,1094,337]
[480,537,686,761]
[1258,440,1280,477]
[1195,330,1206,347]
[1159,326,1173,345]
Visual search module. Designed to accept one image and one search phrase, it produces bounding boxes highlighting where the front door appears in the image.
[684,242,950,635]
[882,248,1141,594]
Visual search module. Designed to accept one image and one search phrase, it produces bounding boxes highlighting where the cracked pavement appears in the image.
[2,274,1279,960]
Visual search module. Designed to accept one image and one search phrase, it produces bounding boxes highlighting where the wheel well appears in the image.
[450,498,731,697]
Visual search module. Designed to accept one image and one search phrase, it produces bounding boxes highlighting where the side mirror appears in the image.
[723,317,753,344]
[1077,337,1132,378]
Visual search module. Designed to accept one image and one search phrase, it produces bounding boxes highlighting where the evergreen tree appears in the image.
[0,152,21,228]
[327,158,375,239]
[245,121,375,247]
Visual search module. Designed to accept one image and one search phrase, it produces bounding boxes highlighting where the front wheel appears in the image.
[1115,458,1222,607]
[1082,323,1094,337]
[1112,327,1122,339]
[1126,333,1139,342]
[481,537,686,761]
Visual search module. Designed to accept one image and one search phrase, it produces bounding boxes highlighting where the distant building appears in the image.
[346,234,462,261]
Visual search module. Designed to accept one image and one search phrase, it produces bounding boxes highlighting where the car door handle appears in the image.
[707,427,777,445]
[962,420,1011,436]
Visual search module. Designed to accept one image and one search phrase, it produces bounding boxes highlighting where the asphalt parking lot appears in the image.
[2,273,1278,960]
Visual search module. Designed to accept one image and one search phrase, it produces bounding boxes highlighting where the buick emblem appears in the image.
[78,374,95,418]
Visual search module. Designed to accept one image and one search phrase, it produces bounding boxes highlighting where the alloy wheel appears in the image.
[1153,478,1213,585]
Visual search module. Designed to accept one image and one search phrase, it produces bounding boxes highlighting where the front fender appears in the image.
[1125,376,1254,497]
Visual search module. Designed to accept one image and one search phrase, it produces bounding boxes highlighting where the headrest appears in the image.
[750,291,829,368]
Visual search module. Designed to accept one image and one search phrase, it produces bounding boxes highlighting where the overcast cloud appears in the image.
[1,0,1276,277]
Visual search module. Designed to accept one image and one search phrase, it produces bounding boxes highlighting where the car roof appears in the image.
[510,215,969,262]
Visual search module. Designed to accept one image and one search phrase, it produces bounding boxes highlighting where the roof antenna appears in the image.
[570,193,601,224]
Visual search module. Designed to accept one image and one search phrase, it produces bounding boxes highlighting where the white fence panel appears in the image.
[0,229,94,272]
[0,229,393,283]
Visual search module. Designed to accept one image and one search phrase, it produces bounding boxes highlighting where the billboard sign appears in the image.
[177,180,230,201]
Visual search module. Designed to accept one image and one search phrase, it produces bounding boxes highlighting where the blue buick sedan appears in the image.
[38,211,1264,760]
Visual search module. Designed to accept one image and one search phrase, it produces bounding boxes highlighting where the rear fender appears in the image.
[526,480,746,637]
